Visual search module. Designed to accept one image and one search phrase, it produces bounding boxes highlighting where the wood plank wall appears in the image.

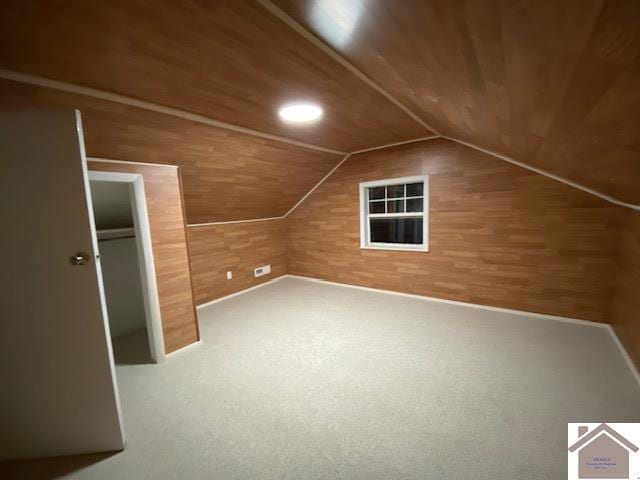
[609,211,640,366]
[187,220,287,305]
[286,139,624,321]
[88,161,199,353]
[0,79,342,224]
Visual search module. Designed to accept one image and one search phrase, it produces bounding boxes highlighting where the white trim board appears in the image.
[285,136,438,218]
[5,64,636,212]
[166,339,202,357]
[257,0,439,136]
[88,156,178,169]
[0,68,346,156]
[188,216,284,228]
[286,135,640,220]
[605,325,640,388]
[359,175,430,252]
[443,136,640,212]
[258,0,640,213]
[350,136,440,155]
[196,275,287,310]
[285,153,351,217]
[287,275,606,326]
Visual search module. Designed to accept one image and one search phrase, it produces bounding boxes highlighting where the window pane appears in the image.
[386,199,404,213]
[406,182,423,197]
[370,218,422,244]
[368,200,385,214]
[386,184,404,198]
[368,186,385,200]
[406,198,423,212]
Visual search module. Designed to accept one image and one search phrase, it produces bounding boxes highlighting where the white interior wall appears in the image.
[98,231,147,338]
[90,181,134,230]
[91,180,147,339]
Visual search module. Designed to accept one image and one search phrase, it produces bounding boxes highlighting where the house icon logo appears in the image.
[568,423,639,479]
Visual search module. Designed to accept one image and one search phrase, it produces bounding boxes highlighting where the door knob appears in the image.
[69,252,91,266]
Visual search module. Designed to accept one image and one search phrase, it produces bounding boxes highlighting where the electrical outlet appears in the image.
[226,271,232,280]
[254,264,271,278]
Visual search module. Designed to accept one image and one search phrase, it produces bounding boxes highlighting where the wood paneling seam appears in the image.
[88,156,178,169]
[256,0,439,136]
[256,2,639,212]
[188,137,440,223]
[188,216,284,227]
[443,136,640,211]
[270,0,640,205]
[196,275,287,309]
[165,340,202,357]
[605,324,640,387]
[6,75,633,214]
[177,165,201,342]
[284,153,351,217]
[350,136,440,155]
[288,275,607,325]
[0,68,346,156]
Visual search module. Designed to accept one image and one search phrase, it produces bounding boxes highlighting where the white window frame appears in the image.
[359,175,429,252]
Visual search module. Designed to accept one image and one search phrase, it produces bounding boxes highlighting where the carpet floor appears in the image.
[4,276,639,479]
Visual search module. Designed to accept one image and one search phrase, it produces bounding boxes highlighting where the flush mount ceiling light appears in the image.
[278,103,323,124]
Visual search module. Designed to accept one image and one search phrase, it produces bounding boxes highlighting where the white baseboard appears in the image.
[605,325,640,387]
[196,275,287,310]
[286,274,605,326]
[166,339,202,357]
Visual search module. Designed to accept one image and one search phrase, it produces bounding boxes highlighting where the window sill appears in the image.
[361,245,429,253]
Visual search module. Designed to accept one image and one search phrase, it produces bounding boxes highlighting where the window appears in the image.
[359,175,429,252]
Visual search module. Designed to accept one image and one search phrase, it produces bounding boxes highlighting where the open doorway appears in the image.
[89,171,164,364]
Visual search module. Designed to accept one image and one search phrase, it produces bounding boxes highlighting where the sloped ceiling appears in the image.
[0,0,638,223]
[272,0,640,205]
[0,79,341,224]
[0,0,429,152]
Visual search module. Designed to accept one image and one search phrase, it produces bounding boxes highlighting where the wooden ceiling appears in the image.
[0,79,341,224]
[0,0,638,217]
[0,0,429,152]
[272,0,640,205]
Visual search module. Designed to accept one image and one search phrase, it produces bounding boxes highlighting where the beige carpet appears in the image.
[3,276,639,479]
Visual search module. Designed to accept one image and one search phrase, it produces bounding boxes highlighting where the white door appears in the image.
[0,110,125,460]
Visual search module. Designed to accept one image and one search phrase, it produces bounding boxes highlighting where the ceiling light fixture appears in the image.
[278,103,323,124]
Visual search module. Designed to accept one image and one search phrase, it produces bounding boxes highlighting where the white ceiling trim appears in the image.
[351,136,440,155]
[2,67,634,213]
[0,68,346,156]
[286,135,640,219]
[88,156,178,169]
[443,136,640,211]
[285,136,445,217]
[257,0,440,136]
[187,217,284,227]
[284,153,352,217]
[189,136,446,223]
[255,4,638,212]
